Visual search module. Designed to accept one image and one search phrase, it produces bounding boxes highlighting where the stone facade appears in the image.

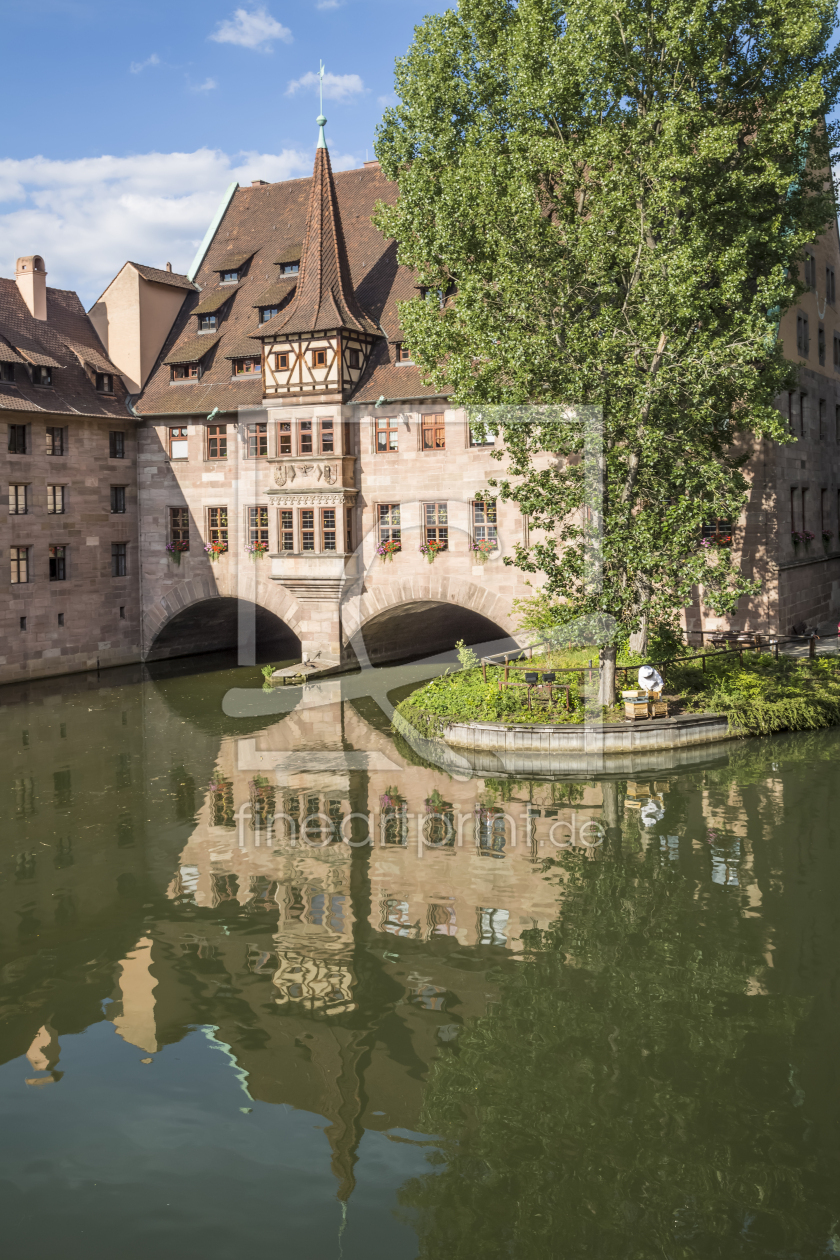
[0,414,141,681]
[0,266,141,685]
[136,405,530,666]
[687,220,840,637]
[7,129,840,689]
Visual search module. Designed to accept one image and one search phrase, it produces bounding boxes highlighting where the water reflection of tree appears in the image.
[398,844,835,1258]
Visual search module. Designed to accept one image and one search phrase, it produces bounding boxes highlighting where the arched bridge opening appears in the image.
[147,597,301,665]
[357,600,519,666]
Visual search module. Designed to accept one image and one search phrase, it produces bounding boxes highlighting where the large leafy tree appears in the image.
[375,0,840,699]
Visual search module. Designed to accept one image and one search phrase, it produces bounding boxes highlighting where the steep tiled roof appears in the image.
[252,278,297,308]
[129,262,194,290]
[222,338,262,360]
[274,243,303,265]
[192,286,239,315]
[163,334,220,365]
[0,338,26,364]
[267,145,379,338]
[0,278,129,418]
[350,340,452,405]
[209,250,255,272]
[136,152,438,416]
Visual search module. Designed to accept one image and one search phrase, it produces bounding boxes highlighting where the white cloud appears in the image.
[130,53,160,74]
[0,148,312,307]
[377,94,397,107]
[191,78,218,92]
[286,71,366,102]
[316,0,343,9]
[209,7,291,50]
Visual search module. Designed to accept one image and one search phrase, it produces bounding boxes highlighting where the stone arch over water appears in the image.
[145,593,301,662]
[346,575,521,665]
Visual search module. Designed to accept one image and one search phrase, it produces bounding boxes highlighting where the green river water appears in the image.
[1,652,838,1259]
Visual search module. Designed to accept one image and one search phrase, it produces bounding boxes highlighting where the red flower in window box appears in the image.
[377,539,401,562]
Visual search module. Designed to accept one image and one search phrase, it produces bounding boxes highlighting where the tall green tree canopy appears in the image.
[375,0,840,678]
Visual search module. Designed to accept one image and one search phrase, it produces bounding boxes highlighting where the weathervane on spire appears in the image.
[317,61,327,149]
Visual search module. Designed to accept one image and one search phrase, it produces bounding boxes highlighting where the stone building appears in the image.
[115,118,531,668]
[6,121,840,687]
[0,256,146,684]
[115,118,840,663]
[684,219,840,637]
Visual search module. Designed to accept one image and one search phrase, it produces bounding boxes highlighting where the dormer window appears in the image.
[280,262,299,275]
[32,365,52,386]
[396,344,411,363]
[220,269,240,284]
[1,363,15,383]
[233,358,261,377]
[172,363,200,381]
[260,307,279,323]
[198,314,218,333]
[95,372,114,393]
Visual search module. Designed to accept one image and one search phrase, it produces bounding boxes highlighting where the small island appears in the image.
[396,640,840,743]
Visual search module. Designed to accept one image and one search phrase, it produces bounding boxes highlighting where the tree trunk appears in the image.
[629,613,648,657]
[600,779,623,854]
[597,644,617,708]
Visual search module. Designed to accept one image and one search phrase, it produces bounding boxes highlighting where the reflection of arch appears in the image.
[345,577,520,665]
[145,591,302,662]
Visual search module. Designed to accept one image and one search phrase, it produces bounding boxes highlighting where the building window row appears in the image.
[6,426,127,458]
[377,414,494,453]
[376,501,497,551]
[167,505,348,554]
[786,393,840,441]
[1,366,114,392]
[6,483,127,514]
[8,543,128,583]
[789,485,840,546]
[162,417,494,460]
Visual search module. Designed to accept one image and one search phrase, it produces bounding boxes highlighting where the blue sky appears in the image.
[0,0,447,305]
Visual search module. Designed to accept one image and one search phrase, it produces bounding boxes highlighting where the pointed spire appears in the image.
[270,123,379,338]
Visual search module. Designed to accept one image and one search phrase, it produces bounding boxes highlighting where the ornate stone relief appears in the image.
[272,493,347,507]
[273,463,340,488]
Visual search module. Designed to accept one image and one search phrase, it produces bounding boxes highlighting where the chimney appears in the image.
[165,262,172,272]
[16,255,47,320]
[251,179,268,186]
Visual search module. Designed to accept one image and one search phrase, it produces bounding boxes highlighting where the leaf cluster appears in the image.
[375,0,840,636]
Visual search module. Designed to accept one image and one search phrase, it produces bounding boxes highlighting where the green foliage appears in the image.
[398,647,840,735]
[397,664,589,730]
[664,650,840,733]
[398,842,824,1257]
[375,0,840,641]
[454,638,481,670]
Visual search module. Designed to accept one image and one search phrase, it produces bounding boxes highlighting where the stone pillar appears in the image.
[275,567,346,664]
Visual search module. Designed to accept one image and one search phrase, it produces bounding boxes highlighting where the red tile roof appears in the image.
[0,279,130,418]
[128,262,194,290]
[264,145,379,338]
[136,153,440,416]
